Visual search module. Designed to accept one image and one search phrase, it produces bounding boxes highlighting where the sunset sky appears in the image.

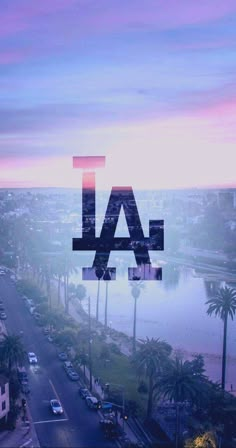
[0,0,236,190]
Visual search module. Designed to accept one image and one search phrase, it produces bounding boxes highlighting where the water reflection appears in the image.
[162,263,180,291]
[203,280,221,299]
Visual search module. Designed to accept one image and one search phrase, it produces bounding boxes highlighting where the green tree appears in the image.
[67,283,86,314]
[206,286,236,390]
[133,337,172,418]
[76,350,88,381]
[62,252,78,314]
[0,334,25,374]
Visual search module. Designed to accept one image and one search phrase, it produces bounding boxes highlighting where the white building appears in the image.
[0,375,10,423]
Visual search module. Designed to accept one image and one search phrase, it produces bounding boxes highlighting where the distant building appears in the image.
[217,190,235,210]
[0,375,10,424]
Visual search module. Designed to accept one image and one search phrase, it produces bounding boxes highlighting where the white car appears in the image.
[28,352,38,364]
[50,399,63,415]
[85,396,100,409]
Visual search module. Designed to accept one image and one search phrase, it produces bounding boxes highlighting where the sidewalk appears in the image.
[0,412,40,448]
[0,323,40,448]
[82,365,140,445]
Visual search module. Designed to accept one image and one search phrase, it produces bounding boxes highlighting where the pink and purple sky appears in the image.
[0,0,236,190]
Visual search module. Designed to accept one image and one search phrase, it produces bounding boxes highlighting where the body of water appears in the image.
[70,253,236,389]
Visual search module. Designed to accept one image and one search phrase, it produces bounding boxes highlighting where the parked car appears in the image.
[47,335,54,343]
[0,303,4,311]
[29,306,36,315]
[58,352,68,361]
[63,361,73,371]
[0,312,7,320]
[67,370,79,381]
[43,327,50,335]
[25,299,34,308]
[101,402,113,412]
[28,352,38,364]
[79,388,91,399]
[50,399,63,415]
[86,396,100,409]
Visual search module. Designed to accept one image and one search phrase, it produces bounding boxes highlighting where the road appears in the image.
[0,273,116,448]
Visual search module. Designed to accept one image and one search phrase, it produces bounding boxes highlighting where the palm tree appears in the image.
[133,337,172,418]
[206,285,236,390]
[130,278,144,353]
[67,283,87,314]
[53,256,65,307]
[62,252,78,314]
[158,356,207,404]
[95,267,104,321]
[0,334,25,374]
[158,355,208,448]
[76,350,88,381]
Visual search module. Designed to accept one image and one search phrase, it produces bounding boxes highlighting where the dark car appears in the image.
[79,388,91,399]
[0,312,7,320]
[67,370,79,381]
[58,352,68,361]
[63,361,73,371]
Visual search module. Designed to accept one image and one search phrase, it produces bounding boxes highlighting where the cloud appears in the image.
[1,0,236,41]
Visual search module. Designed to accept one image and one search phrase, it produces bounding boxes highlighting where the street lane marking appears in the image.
[33,418,68,424]
[49,378,69,420]
[19,439,32,447]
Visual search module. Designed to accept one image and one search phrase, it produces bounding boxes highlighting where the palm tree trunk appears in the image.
[147,374,153,418]
[66,274,69,313]
[46,269,51,310]
[222,315,228,390]
[133,297,137,353]
[57,275,61,306]
[104,281,109,328]
[63,274,67,311]
[65,274,69,313]
[175,403,180,448]
[96,279,100,321]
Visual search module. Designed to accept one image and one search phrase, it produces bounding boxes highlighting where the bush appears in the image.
[108,343,121,355]
[137,380,148,394]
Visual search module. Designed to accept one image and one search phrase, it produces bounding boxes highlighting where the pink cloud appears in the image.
[1,0,236,40]
[0,0,77,37]
[87,0,236,31]
[0,49,30,64]
[192,96,236,144]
